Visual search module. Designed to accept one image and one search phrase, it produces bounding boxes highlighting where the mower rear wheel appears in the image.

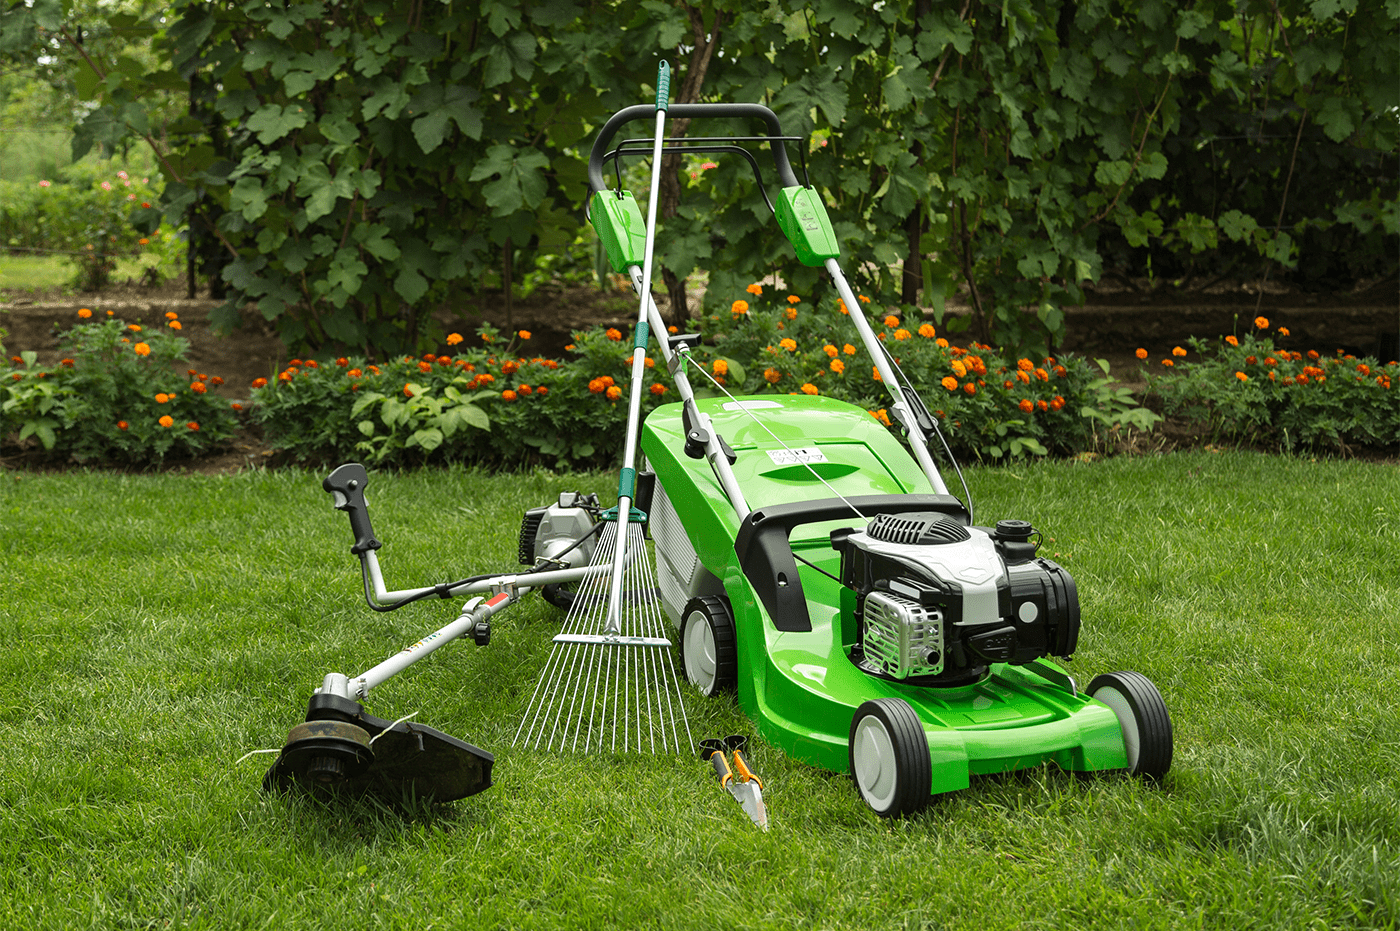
[1088,670,1173,780]
[679,595,736,696]
[849,698,931,818]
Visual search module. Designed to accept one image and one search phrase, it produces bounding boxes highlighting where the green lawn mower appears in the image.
[573,87,1173,816]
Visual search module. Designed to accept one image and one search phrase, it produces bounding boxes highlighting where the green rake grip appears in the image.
[656,61,671,111]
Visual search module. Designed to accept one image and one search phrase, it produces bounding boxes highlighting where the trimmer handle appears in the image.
[323,463,381,555]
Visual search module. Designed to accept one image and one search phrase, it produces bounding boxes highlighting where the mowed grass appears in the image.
[1,452,1398,930]
[0,253,72,291]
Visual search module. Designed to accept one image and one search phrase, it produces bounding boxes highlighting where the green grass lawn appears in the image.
[1,452,1398,929]
[0,253,72,291]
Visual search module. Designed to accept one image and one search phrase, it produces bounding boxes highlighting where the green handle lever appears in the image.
[656,60,670,112]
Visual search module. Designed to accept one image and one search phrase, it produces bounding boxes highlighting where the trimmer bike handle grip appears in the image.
[323,463,382,554]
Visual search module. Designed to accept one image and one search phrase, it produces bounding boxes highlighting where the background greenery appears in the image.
[0,0,1393,358]
[1,453,1398,929]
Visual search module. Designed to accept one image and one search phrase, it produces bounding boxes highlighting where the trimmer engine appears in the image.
[834,513,1078,684]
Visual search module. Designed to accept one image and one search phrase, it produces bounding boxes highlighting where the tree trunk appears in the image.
[654,5,722,329]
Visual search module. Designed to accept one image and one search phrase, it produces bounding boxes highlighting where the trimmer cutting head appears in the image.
[263,695,494,802]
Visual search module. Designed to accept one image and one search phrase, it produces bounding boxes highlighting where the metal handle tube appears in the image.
[824,258,949,495]
[361,550,609,605]
[352,592,512,699]
[627,265,751,522]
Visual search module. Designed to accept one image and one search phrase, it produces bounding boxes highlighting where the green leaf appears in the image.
[246,105,309,145]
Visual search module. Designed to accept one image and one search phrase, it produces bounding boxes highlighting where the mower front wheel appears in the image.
[849,698,931,818]
[1088,670,1173,780]
[679,596,736,696]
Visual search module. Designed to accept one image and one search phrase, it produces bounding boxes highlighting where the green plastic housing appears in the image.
[775,186,840,266]
[641,393,1128,797]
[591,190,647,273]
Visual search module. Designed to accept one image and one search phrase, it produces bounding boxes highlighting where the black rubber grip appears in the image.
[587,103,800,195]
[323,463,382,554]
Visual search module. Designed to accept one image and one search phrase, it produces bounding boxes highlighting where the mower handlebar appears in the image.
[587,102,801,196]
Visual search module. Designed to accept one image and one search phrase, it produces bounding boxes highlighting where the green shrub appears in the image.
[249,289,1151,467]
[2,312,241,463]
[1148,317,1400,452]
[0,164,162,289]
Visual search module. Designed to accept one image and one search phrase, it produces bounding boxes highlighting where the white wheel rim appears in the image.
[852,715,898,812]
[1094,686,1141,771]
[683,612,717,694]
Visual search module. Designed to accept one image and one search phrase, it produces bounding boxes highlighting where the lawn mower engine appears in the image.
[833,513,1079,686]
[517,491,603,609]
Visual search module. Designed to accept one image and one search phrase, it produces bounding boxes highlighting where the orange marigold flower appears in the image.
[1307,350,1320,359]
[712,359,729,376]
[1016,370,1031,384]
[800,383,819,395]
[1264,358,1276,367]
[894,329,910,341]
[1278,327,1290,337]
[883,315,899,328]
[606,327,623,341]
[477,373,494,385]
[417,360,432,373]
[746,283,763,296]
[403,383,415,397]
[951,360,968,378]
[537,386,549,396]
[518,330,532,340]
[730,301,749,316]
[1036,399,1048,411]
[59,358,74,367]
[502,390,518,401]
[787,295,801,305]
[784,307,797,320]
[857,295,871,304]
[872,409,891,425]
[191,382,207,394]
[187,422,199,431]
[158,415,174,428]
[347,368,362,378]
[963,382,976,395]
[873,368,882,382]
[1357,363,1371,376]
[1018,398,1034,413]
[830,359,845,374]
[1254,316,1269,329]
[335,357,349,367]
[291,359,304,367]
[1162,359,1174,367]
[589,378,606,394]
[1054,365,1067,377]
[232,402,244,410]
[935,338,949,348]
[837,300,849,315]
[1035,368,1049,381]
[1135,348,1148,360]
[117,420,129,430]
[941,376,958,391]
[128,324,142,332]
[252,377,268,388]
[1004,380,1015,389]
[1245,355,1257,365]
[1268,371,1277,381]
[446,333,464,346]
[1235,371,1247,381]
[138,238,149,246]
[843,344,856,356]
[779,338,797,351]
[918,323,936,338]
[518,384,533,395]
[133,342,151,356]
[650,383,667,395]
[1168,346,1186,358]
[9,373,19,381]
[764,367,781,384]
[502,360,520,375]
[165,311,179,321]
[1017,358,1034,372]
[823,344,839,358]
[169,321,182,330]
[605,385,622,400]
[77,308,92,319]
[1226,335,1239,347]
[1050,396,1066,411]
[304,360,318,369]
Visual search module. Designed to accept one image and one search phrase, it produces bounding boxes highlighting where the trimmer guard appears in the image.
[641,394,1128,795]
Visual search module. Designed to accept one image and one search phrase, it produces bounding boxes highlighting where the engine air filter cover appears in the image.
[865,511,970,546]
[862,590,944,678]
